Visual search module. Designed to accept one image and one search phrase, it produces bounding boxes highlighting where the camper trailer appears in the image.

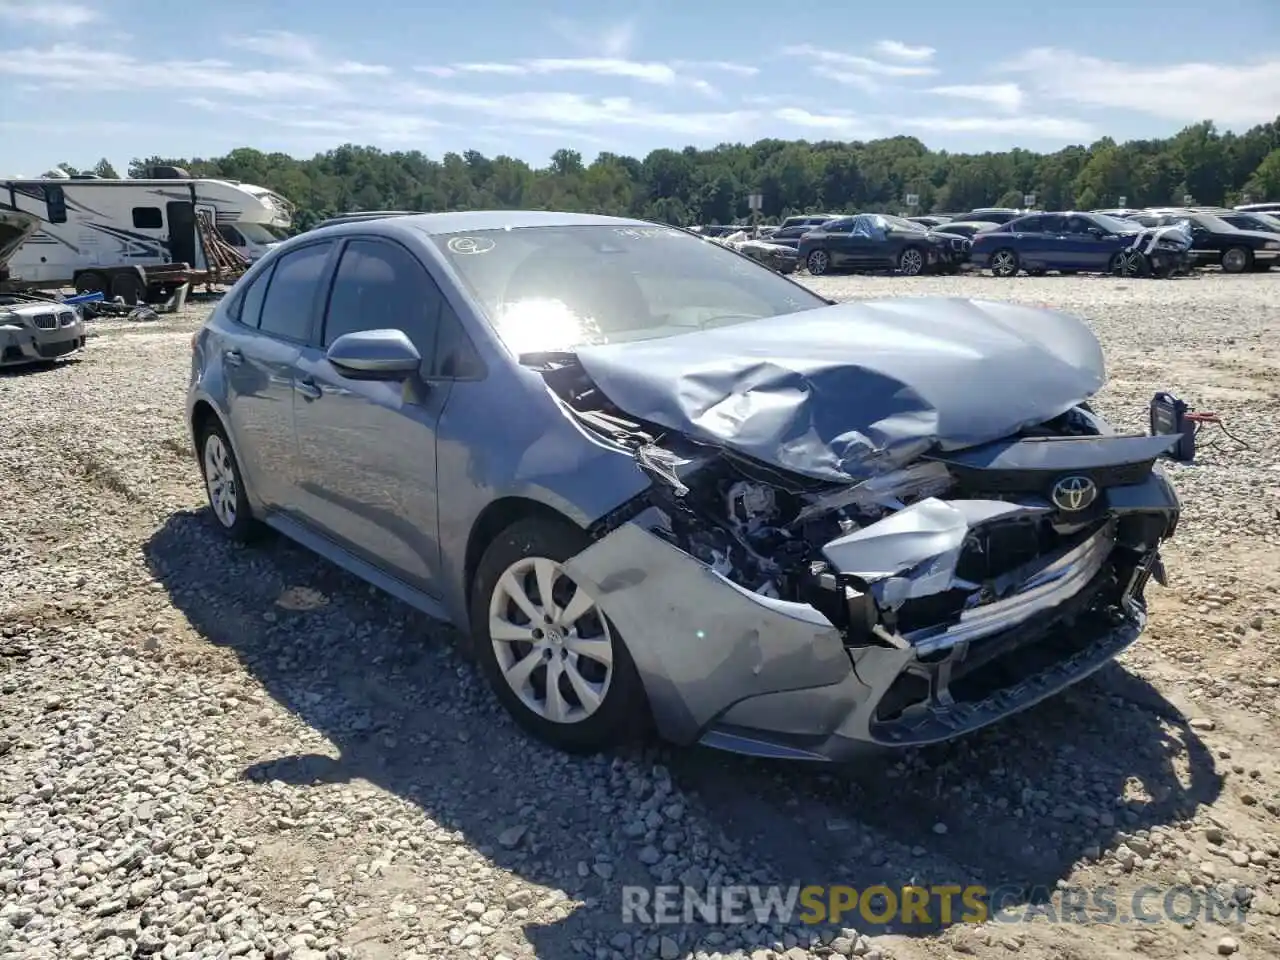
[0,168,292,301]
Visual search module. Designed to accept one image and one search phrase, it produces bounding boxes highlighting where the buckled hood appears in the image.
[572,297,1107,483]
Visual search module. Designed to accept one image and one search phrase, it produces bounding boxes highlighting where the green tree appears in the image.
[110,114,1278,233]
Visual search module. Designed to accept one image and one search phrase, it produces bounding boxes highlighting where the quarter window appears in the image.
[257,243,333,341]
[132,207,163,229]
[322,239,442,363]
[231,263,274,328]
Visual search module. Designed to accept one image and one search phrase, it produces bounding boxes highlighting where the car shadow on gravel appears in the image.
[144,510,1222,957]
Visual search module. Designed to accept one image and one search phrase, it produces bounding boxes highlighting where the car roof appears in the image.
[316,209,659,239]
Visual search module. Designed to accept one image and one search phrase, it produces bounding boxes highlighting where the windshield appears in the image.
[1192,213,1234,231]
[237,222,285,244]
[1089,213,1140,234]
[434,225,828,354]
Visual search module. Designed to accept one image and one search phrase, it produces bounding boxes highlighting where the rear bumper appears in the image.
[565,473,1177,762]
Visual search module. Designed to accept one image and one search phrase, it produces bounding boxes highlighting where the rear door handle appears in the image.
[295,377,322,401]
[223,348,243,366]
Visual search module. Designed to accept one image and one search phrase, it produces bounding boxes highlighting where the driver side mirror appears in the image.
[326,328,422,380]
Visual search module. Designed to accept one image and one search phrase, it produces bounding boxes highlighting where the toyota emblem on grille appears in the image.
[1051,475,1098,512]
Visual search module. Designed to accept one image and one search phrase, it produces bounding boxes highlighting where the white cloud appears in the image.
[225,30,389,77]
[551,18,636,59]
[929,83,1024,112]
[772,108,873,138]
[675,60,760,77]
[782,44,938,77]
[397,84,756,137]
[184,97,443,144]
[900,114,1095,140]
[1002,47,1280,127]
[417,57,720,94]
[813,65,882,93]
[0,0,98,28]
[0,43,350,98]
[874,40,936,62]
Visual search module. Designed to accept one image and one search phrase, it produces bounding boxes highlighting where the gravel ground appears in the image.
[2,274,1279,960]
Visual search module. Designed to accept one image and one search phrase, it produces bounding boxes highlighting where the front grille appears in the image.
[37,337,82,358]
[32,313,57,330]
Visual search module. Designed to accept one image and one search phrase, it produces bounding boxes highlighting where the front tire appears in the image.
[806,249,831,276]
[1110,250,1145,277]
[1221,246,1252,274]
[990,248,1019,277]
[898,246,925,276]
[198,420,260,542]
[471,517,648,754]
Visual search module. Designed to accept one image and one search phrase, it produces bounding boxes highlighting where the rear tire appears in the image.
[197,419,261,543]
[470,516,649,754]
[110,272,144,306]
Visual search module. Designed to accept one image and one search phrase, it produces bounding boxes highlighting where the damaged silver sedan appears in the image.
[187,211,1179,761]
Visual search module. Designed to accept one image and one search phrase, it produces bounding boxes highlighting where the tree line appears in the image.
[56,117,1280,232]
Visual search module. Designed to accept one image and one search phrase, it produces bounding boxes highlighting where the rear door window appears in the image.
[257,242,334,342]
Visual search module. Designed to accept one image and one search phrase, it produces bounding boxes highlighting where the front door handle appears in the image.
[295,378,322,401]
[223,348,243,366]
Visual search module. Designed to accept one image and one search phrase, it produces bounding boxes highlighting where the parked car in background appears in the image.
[949,208,1028,225]
[969,211,1187,277]
[186,209,1180,760]
[1091,208,1144,218]
[933,220,999,240]
[798,213,970,276]
[767,214,838,248]
[1235,202,1280,214]
[1127,211,1280,272]
[907,215,951,228]
[1217,211,1280,234]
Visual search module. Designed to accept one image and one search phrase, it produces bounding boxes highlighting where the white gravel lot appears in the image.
[2,273,1279,960]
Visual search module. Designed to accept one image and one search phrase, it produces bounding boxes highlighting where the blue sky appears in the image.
[2,0,1279,175]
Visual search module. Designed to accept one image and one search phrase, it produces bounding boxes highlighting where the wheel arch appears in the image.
[190,398,223,441]
[463,496,584,616]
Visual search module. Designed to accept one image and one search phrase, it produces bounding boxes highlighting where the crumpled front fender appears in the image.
[562,512,856,745]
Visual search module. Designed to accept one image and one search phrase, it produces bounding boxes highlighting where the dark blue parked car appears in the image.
[970,211,1150,277]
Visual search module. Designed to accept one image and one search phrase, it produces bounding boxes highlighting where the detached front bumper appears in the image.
[0,316,87,367]
[565,471,1178,762]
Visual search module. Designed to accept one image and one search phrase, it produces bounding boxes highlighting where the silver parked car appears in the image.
[186,211,1180,760]
[1,210,88,368]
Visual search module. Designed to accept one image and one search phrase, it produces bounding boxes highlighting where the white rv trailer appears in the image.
[0,171,292,301]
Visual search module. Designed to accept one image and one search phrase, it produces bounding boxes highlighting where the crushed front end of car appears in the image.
[526,297,1180,761]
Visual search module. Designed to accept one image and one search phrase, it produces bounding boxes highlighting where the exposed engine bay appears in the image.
[529,351,1176,661]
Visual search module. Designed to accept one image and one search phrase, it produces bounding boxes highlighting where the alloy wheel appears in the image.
[488,556,614,725]
[991,250,1017,277]
[807,250,829,275]
[1222,248,1248,273]
[900,248,924,276]
[203,433,238,528]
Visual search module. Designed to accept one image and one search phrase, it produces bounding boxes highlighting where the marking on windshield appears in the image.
[447,236,496,255]
[613,227,681,240]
